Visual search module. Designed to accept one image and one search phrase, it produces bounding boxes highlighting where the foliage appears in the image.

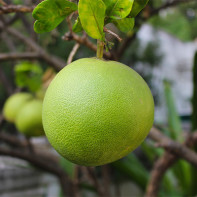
[0,0,197,196]
[149,2,197,41]
[32,0,149,42]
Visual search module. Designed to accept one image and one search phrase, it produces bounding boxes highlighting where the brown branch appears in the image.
[0,133,28,147]
[81,167,104,197]
[0,0,7,6]
[0,22,66,71]
[0,147,75,197]
[0,5,34,15]
[146,128,197,197]
[63,32,114,60]
[101,165,111,197]
[145,152,176,197]
[0,52,41,61]
[149,128,197,167]
[0,52,66,71]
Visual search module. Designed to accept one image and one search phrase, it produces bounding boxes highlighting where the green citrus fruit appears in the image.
[42,58,154,166]
[16,99,44,137]
[3,93,33,123]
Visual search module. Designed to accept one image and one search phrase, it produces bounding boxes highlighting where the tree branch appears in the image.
[0,52,41,61]
[149,127,197,167]
[0,23,66,70]
[146,128,197,197]
[67,43,80,64]
[0,147,75,197]
[0,5,34,15]
[62,32,114,60]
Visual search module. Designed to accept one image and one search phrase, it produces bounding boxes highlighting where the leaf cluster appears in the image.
[32,0,149,40]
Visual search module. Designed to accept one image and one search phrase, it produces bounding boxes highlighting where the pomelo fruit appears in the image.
[42,58,154,166]
[3,93,33,123]
[16,99,44,137]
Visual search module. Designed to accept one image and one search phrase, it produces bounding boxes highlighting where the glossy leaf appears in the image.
[113,18,135,32]
[72,17,83,33]
[129,0,149,18]
[103,0,134,19]
[78,0,106,40]
[33,0,77,33]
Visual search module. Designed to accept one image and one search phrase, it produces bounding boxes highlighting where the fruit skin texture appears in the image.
[3,93,33,123]
[42,58,154,166]
[16,99,44,137]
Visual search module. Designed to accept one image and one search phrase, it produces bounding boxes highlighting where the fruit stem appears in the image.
[97,39,104,59]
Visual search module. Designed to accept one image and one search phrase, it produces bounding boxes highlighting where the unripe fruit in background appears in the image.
[16,99,44,137]
[42,58,154,166]
[3,93,33,123]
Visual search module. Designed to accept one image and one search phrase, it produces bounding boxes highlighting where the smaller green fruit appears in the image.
[16,99,44,137]
[3,93,33,123]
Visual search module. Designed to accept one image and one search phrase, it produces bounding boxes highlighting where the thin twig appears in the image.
[62,32,114,60]
[101,165,111,197]
[67,43,80,64]
[0,22,65,71]
[104,27,122,42]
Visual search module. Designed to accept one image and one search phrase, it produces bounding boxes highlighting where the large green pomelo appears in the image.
[42,58,154,166]
[3,93,33,123]
[16,99,44,137]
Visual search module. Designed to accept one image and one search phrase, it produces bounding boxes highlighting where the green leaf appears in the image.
[164,80,192,194]
[78,0,106,40]
[163,80,182,142]
[14,62,43,92]
[33,0,77,33]
[72,17,83,33]
[113,17,135,32]
[103,0,134,19]
[129,0,149,18]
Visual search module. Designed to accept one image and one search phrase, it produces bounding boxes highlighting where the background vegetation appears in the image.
[0,0,197,197]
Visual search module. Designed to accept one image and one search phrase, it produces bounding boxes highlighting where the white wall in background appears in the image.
[137,24,197,123]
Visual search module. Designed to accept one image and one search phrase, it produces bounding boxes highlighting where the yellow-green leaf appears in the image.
[33,0,77,33]
[78,0,106,40]
[103,0,134,19]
